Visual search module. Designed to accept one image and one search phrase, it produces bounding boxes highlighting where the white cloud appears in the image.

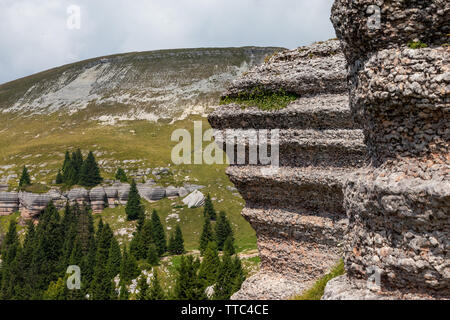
[0,0,335,84]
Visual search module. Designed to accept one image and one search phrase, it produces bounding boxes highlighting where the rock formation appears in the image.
[208,39,367,299]
[89,186,106,213]
[323,1,449,299]
[0,192,19,215]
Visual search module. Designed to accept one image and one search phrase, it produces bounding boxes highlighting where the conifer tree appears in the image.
[151,210,166,256]
[72,148,84,182]
[231,256,245,293]
[174,255,206,300]
[79,151,102,187]
[91,223,114,300]
[43,277,66,300]
[199,217,214,255]
[148,269,165,300]
[147,243,159,266]
[203,193,216,220]
[215,211,234,251]
[125,179,144,221]
[213,252,234,300]
[55,170,63,184]
[115,168,128,183]
[173,225,185,255]
[106,237,122,279]
[19,166,31,189]
[61,151,71,183]
[198,242,220,287]
[120,246,140,285]
[119,282,130,300]
[168,233,176,255]
[136,276,149,300]
[0,220,20,299]
[223,236,235,256]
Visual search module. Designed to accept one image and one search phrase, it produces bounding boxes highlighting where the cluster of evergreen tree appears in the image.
[203,194,217,220]
[200,210,234,254]
[174,242,244,300]
[56,149,102,187]
[115,168,128,183]
[0,202,138,300]
[129,209,176,267]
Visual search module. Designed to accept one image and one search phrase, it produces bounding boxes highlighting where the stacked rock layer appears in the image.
[323,1,449,299]
[208,40,367,299]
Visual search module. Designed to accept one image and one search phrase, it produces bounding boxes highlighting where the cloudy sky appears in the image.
[0,0,335,84]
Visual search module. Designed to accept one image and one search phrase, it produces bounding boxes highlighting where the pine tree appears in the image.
[115,168,128,183]
[125,179,144,221]
[91,223,114,300]
[151,210,166,256]
[215,211,234,251]
[173,225,185,255]
[136,275,149,300]
[174,255,206,300]
[198,242,220,287]
[168,233,176,255]
[199,217,214,255]
[120,246,140,285]
[72,148,84,182]
[55,170,63,184]
[147,243,159,266]
[223,235,235,256]
[213,252,234,300]
[203,193,216,220]
[79,151,102,187]
[19,166,31,189]
[106,237,122,279]
[231,256,245,293]
[148,269,165,300]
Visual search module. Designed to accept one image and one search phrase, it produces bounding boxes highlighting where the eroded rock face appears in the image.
[209,39,367,299]
[89,186,106,213]
[19,192,52,221]
[324,1,449,300]
[0,192,19,215]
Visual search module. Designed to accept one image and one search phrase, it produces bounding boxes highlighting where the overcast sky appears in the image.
[0,0,335,84]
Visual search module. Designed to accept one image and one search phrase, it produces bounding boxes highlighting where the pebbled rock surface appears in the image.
[208,39,366,299]
[324,0,450,299]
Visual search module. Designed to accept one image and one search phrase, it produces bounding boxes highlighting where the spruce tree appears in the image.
[173,225,185,255]
[72,148,84,182]
[215,211,234,251]
[61,151,71,184]
[106,237,122,279]
[174,255,205,300]
[115,168,128,183]
[199,217,214,255]
[203,194,216,220]
[91,223,114,300]
[55,170,63,184]
[19,166,31,189]
[120,246,140,285]
[125,179,144,221]
[231,256,245,293]
[151,210,166,256]
[147,243,159,266]
[79,151,102,187]
[213,252,234,300]
[198,242,220,287]
[119,282,130,300]
[148,269,165,300]
[168,233,176,255]
[0,220,20,299]
[223,235,235,256]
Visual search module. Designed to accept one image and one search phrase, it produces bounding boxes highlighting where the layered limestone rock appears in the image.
[324,1,449,300]
[0,192,19,215]
[208,39,367,299]
[19,192,52,222]
[89,186,106,213]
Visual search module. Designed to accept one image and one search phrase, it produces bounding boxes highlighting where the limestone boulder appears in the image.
[67,188,89,204]
[166,186,179,198]
[19,192,52,221]
[182,190,205,208]
[104,186,119,208]
[90,187,106,213]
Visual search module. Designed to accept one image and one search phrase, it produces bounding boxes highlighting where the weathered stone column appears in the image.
[209,40,367,299]
[324,0,449,299]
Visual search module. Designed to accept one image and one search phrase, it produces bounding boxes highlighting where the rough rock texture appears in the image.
[19,192,52,222]
[89,186,106,213]
[323,1,449,299]
[209,39,367,300]
[182,190,205,208]
[0,192,19,215]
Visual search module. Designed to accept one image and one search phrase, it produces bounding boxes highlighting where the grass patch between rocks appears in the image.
[221,87,298,111]
[292,259,345,300]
